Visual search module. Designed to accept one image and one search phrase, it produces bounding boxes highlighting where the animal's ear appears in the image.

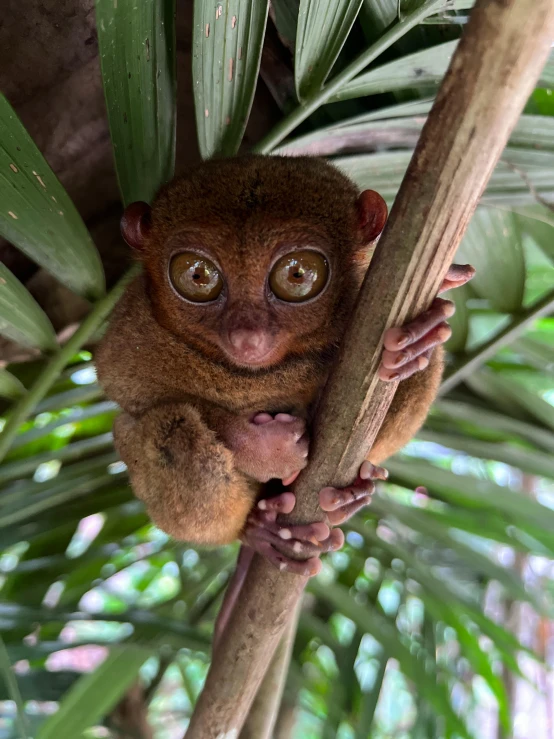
[121,202,152,251]
[356,190,388,245]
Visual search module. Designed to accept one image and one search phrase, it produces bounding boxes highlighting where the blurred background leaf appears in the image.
[36,646,153,739]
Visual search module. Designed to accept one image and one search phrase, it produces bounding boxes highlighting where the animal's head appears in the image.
[121,156,387,370]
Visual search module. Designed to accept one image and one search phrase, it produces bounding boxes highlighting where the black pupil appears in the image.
[193,272,200,280]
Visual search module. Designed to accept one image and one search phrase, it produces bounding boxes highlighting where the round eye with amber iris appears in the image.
[269,250,329,303]
[169,252,223,303]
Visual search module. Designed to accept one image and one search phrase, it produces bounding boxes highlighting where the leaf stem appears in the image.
[440,287,554,395]
[253,0,444,154]
[0,264,140,464]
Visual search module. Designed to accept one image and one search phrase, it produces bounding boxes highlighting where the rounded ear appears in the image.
[357,190,388,244]
[121,202,152,250]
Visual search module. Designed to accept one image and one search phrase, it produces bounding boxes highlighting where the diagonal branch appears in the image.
[184,1,554,736]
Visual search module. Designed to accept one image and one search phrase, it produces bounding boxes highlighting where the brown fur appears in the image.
[95,155,442,546]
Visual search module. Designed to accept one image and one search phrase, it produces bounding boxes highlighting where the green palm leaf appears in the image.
[0,369,26,400]
[96,0,177,205]
[0,96,105,300]
[0,636,29,739]
[192,0,269,158]
[310,579,472,738]
[456,208,525,313]
[331,41,554,102]
[295,0,364,100]
[0,265,57,352]
[330,39,457,101]
[36,646,153,739]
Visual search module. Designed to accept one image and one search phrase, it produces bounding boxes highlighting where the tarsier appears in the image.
[96,155,473,581]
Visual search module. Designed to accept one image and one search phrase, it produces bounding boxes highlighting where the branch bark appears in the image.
[239,602,300,739]
[185,1,554,736]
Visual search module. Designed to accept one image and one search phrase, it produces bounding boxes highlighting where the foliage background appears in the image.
[0,0,554,737]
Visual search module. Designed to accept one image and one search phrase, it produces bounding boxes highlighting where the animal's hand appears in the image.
[226,412,309,483]
[379,263,475,382]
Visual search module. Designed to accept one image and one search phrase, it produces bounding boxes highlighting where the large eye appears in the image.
[169,252,223,303]
[269,250,329,303]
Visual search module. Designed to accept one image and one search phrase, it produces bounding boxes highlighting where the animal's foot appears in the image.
[228,412,309,483]
[241,461,387,576]
[242,491,342,576]
[319,460,387,524]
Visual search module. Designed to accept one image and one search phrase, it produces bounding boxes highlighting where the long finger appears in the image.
[438,263,475,293]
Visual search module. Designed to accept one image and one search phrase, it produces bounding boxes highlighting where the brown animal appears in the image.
[95,155,473,577]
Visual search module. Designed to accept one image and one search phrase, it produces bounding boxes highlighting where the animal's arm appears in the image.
[114,403,256,546]
[370,346,443,465]
[369,267,476,464]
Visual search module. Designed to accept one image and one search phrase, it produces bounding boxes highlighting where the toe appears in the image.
[379,353,430,382]
[382,326,411,352]
[359,461,388,481]
[274,413,296,423]
[327,498,372,525]
[257,492,296,514]
[252,412,273,425]
[319,481,374,512]
[381,348,410,369]
[249,538,321,576]
[280,521,330,543]
[439,263,475,293]
[282,470,301,486]
[383,298,455,352]
[381,323,451,371]
[328,527,345,550]
[319,487,343,511]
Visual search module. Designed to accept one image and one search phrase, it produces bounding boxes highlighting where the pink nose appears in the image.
[227,330,273,364]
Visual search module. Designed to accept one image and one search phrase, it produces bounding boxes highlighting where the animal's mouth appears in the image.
[222,344,277,368]
[222,328,279,368]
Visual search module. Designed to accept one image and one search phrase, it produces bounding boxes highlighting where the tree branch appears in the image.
[239,602,300,739]
[184,1,554,736]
